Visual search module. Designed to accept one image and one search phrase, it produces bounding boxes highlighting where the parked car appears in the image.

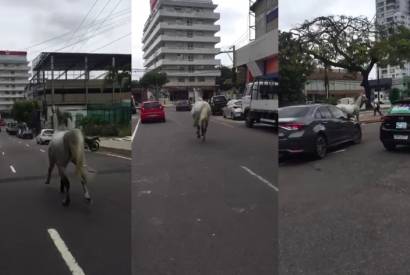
[17,123,33,139]
[380,99,410,151]
[279,104,362,159]
[140,101,166,123]
[210,95,227,115]
[176,100,191,111]
[36,129,55,144]
[222,99,243,120]
[6,121,18,135]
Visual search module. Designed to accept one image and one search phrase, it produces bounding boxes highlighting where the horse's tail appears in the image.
[65,129,85,177]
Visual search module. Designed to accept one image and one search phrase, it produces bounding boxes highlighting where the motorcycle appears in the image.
[85,136,100,152]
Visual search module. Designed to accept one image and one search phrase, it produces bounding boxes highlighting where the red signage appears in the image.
[0,50,27,56]
[150,0,158,11]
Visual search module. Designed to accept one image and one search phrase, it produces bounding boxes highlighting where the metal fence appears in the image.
[85,101,131,125]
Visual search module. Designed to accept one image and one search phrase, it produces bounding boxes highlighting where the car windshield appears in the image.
[143,102,161,109]
[177,100,189,105]
[389,103,410,114]
[44,130,54,135]
[279,106,311,118]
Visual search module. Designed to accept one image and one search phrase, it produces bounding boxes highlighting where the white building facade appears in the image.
[142,0,221,100]
[376,0,410,79]
[0,51,29,114]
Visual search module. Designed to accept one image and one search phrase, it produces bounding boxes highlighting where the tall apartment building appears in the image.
[376,0,410,79]
[142,0,221,100]
[236,0,278,82]
[0,51,29,114]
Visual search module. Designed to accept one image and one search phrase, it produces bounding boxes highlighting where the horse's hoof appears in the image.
[45,181,50,185]
[62,198,71,207]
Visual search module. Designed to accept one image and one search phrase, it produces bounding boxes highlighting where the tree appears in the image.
[104,65,132,103]
[291,16,410,108]
[11,100,39,126]
[389,88,400,103]
[216,66,234,91]
[279,31,314,106]
[139,71,169,99]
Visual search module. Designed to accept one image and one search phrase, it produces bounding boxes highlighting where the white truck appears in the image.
[242,78,278,128]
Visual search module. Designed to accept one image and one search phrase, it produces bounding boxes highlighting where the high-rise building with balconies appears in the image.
[376,0,410,79]
[142,0,221,100]
[0,51,29,114]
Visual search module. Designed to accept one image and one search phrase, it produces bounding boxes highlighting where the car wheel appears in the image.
[383,142,396,151]
[314,134,327,159]
[352,127,362,144]
[245,112,254,128]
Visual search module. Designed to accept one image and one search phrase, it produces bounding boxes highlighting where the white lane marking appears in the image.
[332,149,346,154]
[240,166,278,192]
[10,165,16,173]
[18,141,21,144]
[25,144,30,147]
[2,152,4,156]
[47,228,86,275]
[131,118,141,141]
[40,149,46,153]
[98,152,131,160]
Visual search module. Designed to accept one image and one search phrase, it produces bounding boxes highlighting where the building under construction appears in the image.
[28,52,131,128]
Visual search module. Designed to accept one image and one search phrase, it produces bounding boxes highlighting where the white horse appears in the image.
[336,94,367,121]
[191,98,211,141]
[45,129,91,206]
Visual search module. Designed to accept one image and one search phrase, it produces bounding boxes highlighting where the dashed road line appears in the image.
[47,228,86,275]
[332,149,346,154]
[10,165,16,173]
[25,144,30,147]
[240,166,278,192]
[40,149,46,153]
[2,152,4,156]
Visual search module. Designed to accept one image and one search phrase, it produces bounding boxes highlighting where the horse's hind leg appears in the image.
[58,167,71,206]
[201,120,208,142]
[196,125,201,139]
[45,161,55,185]
[80,172,91,203]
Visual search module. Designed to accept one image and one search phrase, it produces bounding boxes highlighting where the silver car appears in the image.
[222,99,243,120]
[36,129,55,144]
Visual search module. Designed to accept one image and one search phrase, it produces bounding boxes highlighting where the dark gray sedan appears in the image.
[279,104,362,159]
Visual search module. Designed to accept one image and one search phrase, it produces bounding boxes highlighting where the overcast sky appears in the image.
[132,0,249,79]
[0,0,131,65]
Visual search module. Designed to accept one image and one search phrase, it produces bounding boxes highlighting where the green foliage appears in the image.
[11,100,39,126]
[389,88,400,103]
[292,15,410,107]
[217,66,234,91]
[104,65,132,92]
[279,31,314,106]
[139,71,169,99]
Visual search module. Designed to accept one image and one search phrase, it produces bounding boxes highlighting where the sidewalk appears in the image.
[99,136,132,156]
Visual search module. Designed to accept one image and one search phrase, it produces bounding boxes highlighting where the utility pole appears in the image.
[231,45,236,87]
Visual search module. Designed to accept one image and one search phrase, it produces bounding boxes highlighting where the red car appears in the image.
[140,101,165,123]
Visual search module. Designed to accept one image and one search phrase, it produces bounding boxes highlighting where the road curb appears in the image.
[99,146,131,157]
[360,119,382,124]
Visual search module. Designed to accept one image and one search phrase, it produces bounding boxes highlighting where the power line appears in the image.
[65,0,100,50]
[24,9,129,51]
[75,0,114,51]
[90,32,131,52]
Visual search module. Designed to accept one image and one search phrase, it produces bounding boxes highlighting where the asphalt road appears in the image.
[280,122,410,274]
[132,107,277,275]
[0,129,130,275]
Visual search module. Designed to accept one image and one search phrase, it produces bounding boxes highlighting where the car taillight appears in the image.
[381,116,392,122]
[280,122,304,131]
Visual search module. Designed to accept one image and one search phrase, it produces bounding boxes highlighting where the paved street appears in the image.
[0,130,130,275]
[132,107,277,275]
[280,122,410,274]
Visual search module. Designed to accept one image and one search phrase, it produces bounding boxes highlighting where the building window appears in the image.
[188,55,194,61]
[189,77,195,82]
[188,42,194,49]
[188,66,194,72]
[187,31,193,37]
[187,19,192,25]
[198,77,205,82]
[178,77,185,82]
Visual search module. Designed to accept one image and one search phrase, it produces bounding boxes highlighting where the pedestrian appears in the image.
[373,100,383,116]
